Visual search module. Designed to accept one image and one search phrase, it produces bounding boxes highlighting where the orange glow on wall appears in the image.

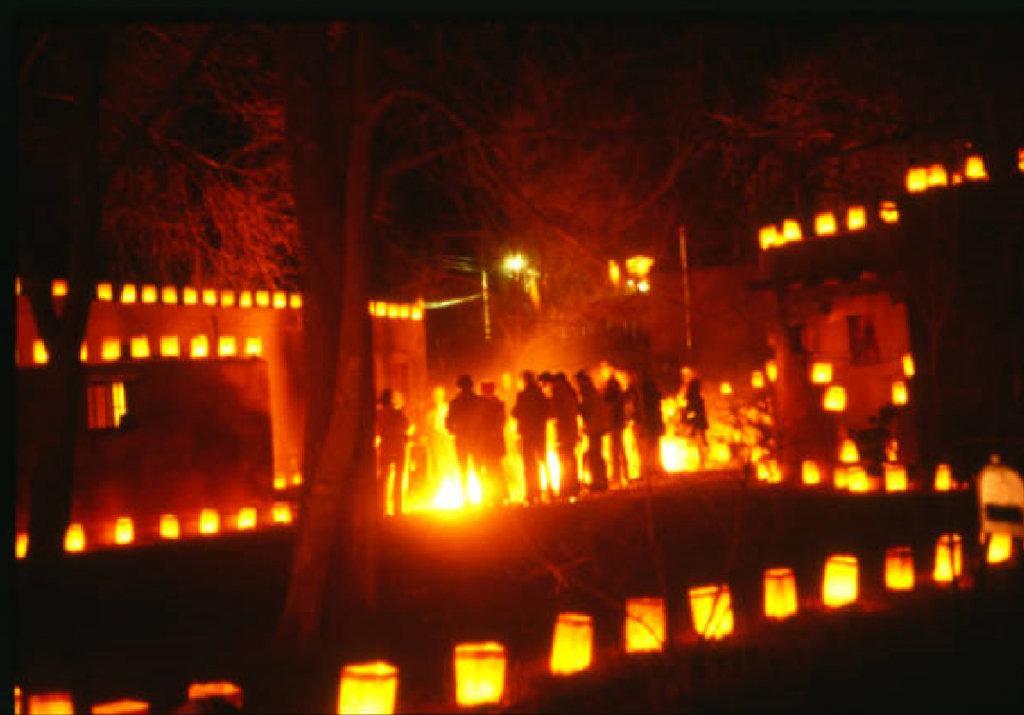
[202,289,217,306]
[64,524,85,553]
[801,460,821,485]
[273,291,287,309]
[114,517,134,545]
[51,279,68,297]
[987,532,1012,564]
[927,163,948,188]
[337,661,398,715]
[823,385,846,412]
[160,514,180,539]
[810,362,832,384]
[220,290,235,308]
[256,290,270,308]
[239,291,252,308]
[759,225,779,250]
[689,584,734,639]
[781,219,802,243]
[33,339,48,365]
[454,642,506,707]
[964,155,988,181]
[885,546,915,591]
[121,284,137,304]
[751,370,765,389]
[237,507,257,531]
[846,206,866,231]
[814,212,837,236]
[190,335,209,359]
[16,533,28,559]
[879,200,899,224]
[218,336,237,357]
[763,567,798,620]
[101,338,122,362]
[183,287,198,305]
[161,286,178,304]
[289,293,302,309]
[198,509,220,535]
[273,502,293,524]
[90,699,150,714]
[906,166,927,193]
[884,463,908,492]
[624,597,665,653]
[141,285,157,303]
[765,359,778,382]
[244,337,263,358]
[550,612,593,676]
[822,554,858,607]
[97,283,113,301]
[934,463,953,491]
[187,683,242,709]
[27,692,74,714]
[933,533,963,583]
[902,353,915,377]
[159,336,180,357]
[129,336,150,359]
[892,380,908,405]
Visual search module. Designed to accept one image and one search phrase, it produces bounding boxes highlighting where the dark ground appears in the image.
[13,472,1024,713]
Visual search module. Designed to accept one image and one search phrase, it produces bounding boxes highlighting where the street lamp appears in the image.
[504,253,525,274]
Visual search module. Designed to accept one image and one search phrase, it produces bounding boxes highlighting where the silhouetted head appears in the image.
[380,388,394,407]
[456,374,473,391]
[522,370,536,387]
[538,371,554,385]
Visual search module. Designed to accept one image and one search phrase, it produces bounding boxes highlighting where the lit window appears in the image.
[97,283,113,301]
[221,290,236,308]
[33,339,49,365]
[160,336,180,357]
[183,287,198,305]
[256,290,270,307]
[273,291,287,309]
[289,293,302,309]
[121,284,137,304]
[244,337,263,357]
[202,289,218,306]
[101,338,122,361]
[141,285,157,303]
[162,286,178,304]
[190,335,209,359]
[129,336,150,359]
[218,335,237,357]
[239,291,253,308]
[87,380,129,430]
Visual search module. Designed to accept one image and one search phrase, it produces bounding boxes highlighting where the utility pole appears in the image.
[481,269,491,340]
[679,226,693,359]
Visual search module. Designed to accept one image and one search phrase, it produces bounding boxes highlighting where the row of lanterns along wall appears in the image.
[14,504,295,558]
[20,531,1018,715]
[757,148,1024,253]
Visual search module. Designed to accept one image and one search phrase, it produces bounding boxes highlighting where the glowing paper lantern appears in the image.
[660,436,698,473]
[902,353,915,377]
[823,385,846,412]
[140,285,157,303]
[781,219,802,243]
[927,164,948,188]
[161,286,178,304]
[273,473,287,490]
[115,517,134,545]
[129,336,150,359]
[720,382,732,396]
[239,291,252,308]
[411,305,423,321]
[839,438,859,464]
[624,597,665,653]
[884,463,908,492]
[97,283,113,301]
[16,533,28,559]
[80,343,88,362]
[879,200,899,224]
[453,642,506,707]
[291,472,303,486]
[822,554,858,607]
[846,206,866,231]
[159,336,180,358]
[198,509,220,535]
[387,303,400,319]
[987,532,1012,565]
[885,546,915,591]
[244,337,262,358]
[608,259,622,285]
[190,335,209,359]
[814,212,837,236]
[27,692,74,714]
[272,291,287,309]
[289,293,302,309]
[906,166,928,193]
[256,290,270,308]
[51,279,68,297]
[763,567,798,620]
[759,225,779,250]
[846,467,873,493]
[689,584,734,639]
[757,460,782,483]
[273,502,293,524]
[934,463,953,491]
[810,362,832,384]
[183,287,198,305]
[801,460,821,486]
[101,338,122,362]
[121,284,137,303]
[237,507,256,531]
[933,533,963,583]
[91,699,150,714]
[338,661,398,715]
[751,370,765,389]
[220,290,235,308]
[217,335,237,357]
[892,380,908,405]
[964,155,988,181]
[202,289,217,306]
[550,612,594,675]
[33,340,48,365]
[187,683,242,710]
[64,524,85,553]
[159,514,179,539]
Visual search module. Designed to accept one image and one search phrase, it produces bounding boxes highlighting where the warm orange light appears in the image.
[101,338,121,362]
[141,285,157,303]
[159,336,180,358]
[884,463,908,492]
[64,524,85,553]
[933,533,963,583]
[159,514,179,539]
[902,353,915,377]
[15,685,22,714]
[454,642,505,707]
[97,282,113,301]
[198,509,220,535]
[91,699,150,714]
[273,502,293,524]
[751,370,765,389]
[951,173,963,185]
[115,517,134,545]
[273,473,287,490]
[218,335,237,357]
[129,336,150,359]
[190,335,208,359]
[273,291,287,309]
[27,692,74,714]
[879,200,900,224]
[756,460,782,484]
[624,597,665,653]
[720,382,732,396]
[763,567,798,620]
[550,612,593,676]
[202,289,217,306]
[52,279,68,297]
[16,533,28,559]
[608,260,622,286]
[411,305,423,321]
[846,466,874,493]
[337,661,398,715]
[759,225,779,250]
[987,532,1012,565]
[244,337,263,357]
[289,293,302,309]
[964,155,988,181]
[823,385,846,412]
[906,166,928,193]
[781,219,802,243]
[689,584,734,639]
[187,683,242,710]
[256,290,270,308]
[840,436,860,463]
[934,463,953,491]
[183,287,198,305]
[121,284,137,304]
[814,212,837,236]
[161,286,178,304]
[237,507,256,531]
[660,436,698,473]
[398,304,410,319]
[822,554,858,607]
[892,380,908,405]
[387,303,399,319]
[801,460,821,486]
[239,291,252,308]
[33,339,49,365]
[846,206,866,231]
[927,163,948,188]
[765,359,778,383]
[291,472,303,486]
[810,362,832,384]
[220,290,235,308]
[884,546,915,591]
[80,342,88,362]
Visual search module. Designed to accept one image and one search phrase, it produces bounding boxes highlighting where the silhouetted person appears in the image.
[549,372,581,498]
[682,368,709,468]
[512,370,550,505]
[635,368,665,481]
[446,374,484,505]
[603,372,629,486]
[376,388,410,516]
[575,370,609,493]
[478,380,509,506]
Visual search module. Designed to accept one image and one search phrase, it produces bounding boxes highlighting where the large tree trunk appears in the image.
[275,22,379,650]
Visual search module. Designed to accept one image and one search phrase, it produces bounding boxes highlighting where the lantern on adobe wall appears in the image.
[758,225,779,250]
[763,567,798,620]
[187,683,242,710]
[91,699,150,714]
[33,340,48,365]
[141,285,157,303]
[846,206,866,231]
[162,286,178,304]
[720,382,732,396]
[883,464,908,492]
[237,507,256,531]
[27,692,74,714]
[846,467,873,493]
[121,284,137,303]
[64,524,85,553]
[751,370,765,389]
[765,360,778,383]
[290,293,302,309]
[814,212,837,236]
[272,291,287,309]
[781,219,802,243]
[964,155,988,181]
[115,517,134,545]
[891,381,908,406]
[933,533,963,583]
[239,291,253,308]
[879,200,899,224]
[624,597,665,653]
[689,584,734,639]
[839,438,859,464]
[823,386,846,412]
[129,336,150,359]
[159,336,180,358]
[822,555,858,607]
[202,289,217,306]
[337,661,398,715]
[198,509,220,535]
[256,290,270,308]
[927,164,948,188]
[244,337,263,358]
[190,335,209,359]
[453,642,506,707]
[97,283,113,301]
[550,612,594,675]
[218,336,237,357]
[51,279,68,297]
[810,362,832,384]
[905,166,927,193]
[16,533,28,559]
[801,460,821,486]
[884,546,915,591]
[159,514,179,539]
[273,503,293,524]
[934,463,953,491]
[220,290,235,308]
[986,533,1012,565]
[183,287,198,305]
[101,338,122,362]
